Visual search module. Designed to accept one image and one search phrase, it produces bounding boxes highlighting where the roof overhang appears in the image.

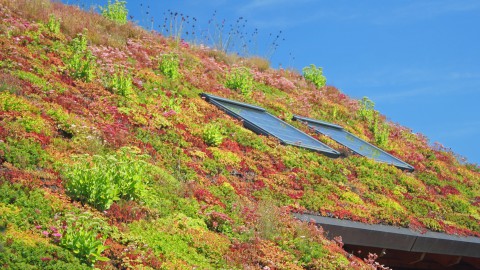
[295,213,480,269]
[295,213,480,257]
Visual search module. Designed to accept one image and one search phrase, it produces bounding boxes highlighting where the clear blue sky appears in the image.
[65,0,480,165]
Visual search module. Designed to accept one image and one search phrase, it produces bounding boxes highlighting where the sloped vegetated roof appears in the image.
[0,1,479,269]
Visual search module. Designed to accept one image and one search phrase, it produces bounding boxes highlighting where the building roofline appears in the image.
[294,213,480,258]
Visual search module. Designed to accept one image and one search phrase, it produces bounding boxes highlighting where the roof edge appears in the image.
[294,213,480,258]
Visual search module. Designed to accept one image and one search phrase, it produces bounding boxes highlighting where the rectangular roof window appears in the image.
[293,115,414,171]
[201,93,340,157]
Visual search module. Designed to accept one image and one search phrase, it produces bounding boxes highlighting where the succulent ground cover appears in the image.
[0,1,479,269]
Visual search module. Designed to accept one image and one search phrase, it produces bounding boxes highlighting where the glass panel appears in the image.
[295,116,414,171]
[204,94,340,157]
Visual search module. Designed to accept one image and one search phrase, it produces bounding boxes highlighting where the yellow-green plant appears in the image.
[159,53,181,80]
[372,117,390,147]
[64,147,151,211]
[358,96,375,123]
[46,14,61,34]
[302,64,326,88]
[100,0,128,25]
[108,69,133,97]
[57,212,110,266]
[359,97,390,147]
[0,137,48,169]
[203,123,224,146]
[65,32,96,82]
[225,67,254,96]
[0,92,35,112]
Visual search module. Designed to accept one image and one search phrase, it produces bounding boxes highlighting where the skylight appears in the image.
[293,115,414,171]
[201,93,340,157]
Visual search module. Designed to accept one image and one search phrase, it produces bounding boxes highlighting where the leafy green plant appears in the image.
[225,67,254,96]
[291,236,327,266]
[12,114,51,135]
[202,123,224,146]
[55,212,109,266]
[46,14,61,34]
[358,97,375,123]
[65,32,96,82]
[64,147,152,211]
[107,69,133,97]
[159,53,181,80]
[100,0,128,25]
[302,64,326,88]
[358,97,390,146]
[372,117,390,147]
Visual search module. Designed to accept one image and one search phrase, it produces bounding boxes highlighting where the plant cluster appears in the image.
[13,70,50,92]
[46,14,61,34]
[358,97,390,147]
[107,68,133,97]
[65,32,96,82]
[358,96,375,123]
[100,0,128,25]
[225,67,254,96]
[159,52,181,80]
[158,10,192,43]
[0,137,48,169]
[155,9,284,59]
[202,123,225,147]
[0,2,478,269]
[63,147,151,211]
[302,64,327,88]
[39,212,110,266]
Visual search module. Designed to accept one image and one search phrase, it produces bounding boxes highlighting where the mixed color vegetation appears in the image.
[0,0,479,269]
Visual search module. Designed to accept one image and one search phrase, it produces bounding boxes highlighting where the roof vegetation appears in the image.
[0,0,478,269]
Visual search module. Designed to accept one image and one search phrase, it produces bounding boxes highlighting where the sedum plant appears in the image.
[358,96,375,123]
[302,64,326,88]
[359,96,390,147]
